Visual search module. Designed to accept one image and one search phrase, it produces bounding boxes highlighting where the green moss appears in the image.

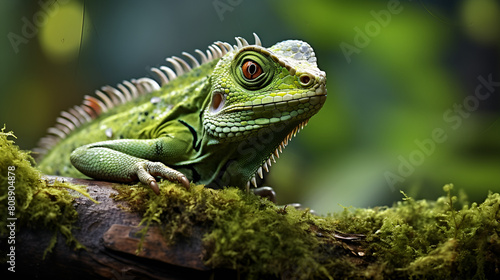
[114,179,499,279]
[112,182,334,279]
[0,126,93,257]
[332,185,500,279]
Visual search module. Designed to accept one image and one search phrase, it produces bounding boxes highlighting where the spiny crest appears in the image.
[34,33,263,158]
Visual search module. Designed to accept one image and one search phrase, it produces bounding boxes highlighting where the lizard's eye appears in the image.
[242,60,263,80]
[233,51,274,90]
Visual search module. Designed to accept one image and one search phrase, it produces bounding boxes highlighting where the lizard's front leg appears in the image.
[70,137,191,194]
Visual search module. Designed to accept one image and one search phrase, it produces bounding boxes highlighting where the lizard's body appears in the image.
[36,34,327,193]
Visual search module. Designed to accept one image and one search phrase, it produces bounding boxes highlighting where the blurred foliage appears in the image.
[269,0,500,213]
[0,0,498,214]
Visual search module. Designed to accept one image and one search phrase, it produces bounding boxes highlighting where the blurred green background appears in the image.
[1,0,499,214]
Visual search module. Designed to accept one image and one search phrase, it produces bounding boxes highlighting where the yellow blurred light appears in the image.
[39,0,87,64]
[461,0,500,44]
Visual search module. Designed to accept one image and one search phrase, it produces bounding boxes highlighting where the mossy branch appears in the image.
[1,128,499,279]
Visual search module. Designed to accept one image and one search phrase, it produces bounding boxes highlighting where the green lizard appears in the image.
[35,33,327,195]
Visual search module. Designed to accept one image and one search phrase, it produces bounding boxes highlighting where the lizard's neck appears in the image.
[197,118,308,189]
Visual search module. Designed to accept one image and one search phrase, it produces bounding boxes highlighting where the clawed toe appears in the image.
[135,161,190,195]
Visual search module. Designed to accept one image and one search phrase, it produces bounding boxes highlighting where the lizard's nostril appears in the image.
[299,74,313,87]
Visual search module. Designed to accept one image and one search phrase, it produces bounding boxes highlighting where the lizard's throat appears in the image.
[242,118,311,190]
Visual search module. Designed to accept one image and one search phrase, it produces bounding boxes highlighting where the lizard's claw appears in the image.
[148,180,160,195]
[178,175,190,190]
[135,161,190,195]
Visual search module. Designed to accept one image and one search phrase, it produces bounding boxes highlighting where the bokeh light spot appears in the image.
[39,0,87,63]
[461,0,500,44]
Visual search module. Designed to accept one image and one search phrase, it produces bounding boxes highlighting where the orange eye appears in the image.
[242,60,263,80]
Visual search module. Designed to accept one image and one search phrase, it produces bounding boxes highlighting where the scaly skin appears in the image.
[36,34,327,194]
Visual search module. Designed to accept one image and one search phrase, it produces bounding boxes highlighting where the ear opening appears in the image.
[209,92,225,114]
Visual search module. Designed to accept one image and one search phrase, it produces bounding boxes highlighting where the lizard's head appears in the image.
[203,35,327,189]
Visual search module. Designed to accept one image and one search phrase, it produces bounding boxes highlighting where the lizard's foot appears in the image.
[135,161,190,195]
